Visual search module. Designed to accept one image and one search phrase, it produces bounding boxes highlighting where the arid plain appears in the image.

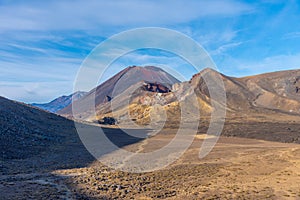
[1,111,300,199]
[2,67,300,199]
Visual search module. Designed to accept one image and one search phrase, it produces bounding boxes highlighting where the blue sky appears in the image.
[0,0,300,103]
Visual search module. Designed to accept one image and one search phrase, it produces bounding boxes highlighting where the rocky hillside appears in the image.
[56,66,300,125]
[0,96,76,160]
[32,91,87,113]
[238,69,300,113]
[0,96,146,175]
[58,66,180,118]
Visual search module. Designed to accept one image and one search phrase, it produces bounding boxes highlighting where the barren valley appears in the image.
[2,67,300,199]
[1,125,300,199]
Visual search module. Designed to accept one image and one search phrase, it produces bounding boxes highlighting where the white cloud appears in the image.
[198,29,241,45]
[248,54,300,72]
[211,42,243,55]
[218,53,300,77]
[0,55,80,103]
[0,81,73,103]
[0,0,253,31]
[283,32,300,39]
[6,43,47,54]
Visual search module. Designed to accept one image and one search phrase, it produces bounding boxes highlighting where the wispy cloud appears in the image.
[283,32,300,39]
[244,54,300,73]
[218,53,300,77]
[0,0,253,32]
[0,80,73,103]
[211,42,244,55]
[198,29,241,45]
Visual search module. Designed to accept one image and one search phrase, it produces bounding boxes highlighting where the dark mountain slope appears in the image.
[0,96,76,160]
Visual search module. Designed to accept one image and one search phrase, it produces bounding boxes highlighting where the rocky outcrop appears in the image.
[98,117,117,125]
[143,82,171,93]
[106,95,112,102]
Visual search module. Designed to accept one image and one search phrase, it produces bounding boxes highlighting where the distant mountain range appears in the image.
[2,66,300,160]
[32,91,87,113]
[55,66,300,125]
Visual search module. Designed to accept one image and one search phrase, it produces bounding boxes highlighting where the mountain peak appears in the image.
[200,67,219,74]
[190,68,222,82]
[58,65,180,116]
[144,66,164,71]
[32,91,87,113]
[125,65,166,72]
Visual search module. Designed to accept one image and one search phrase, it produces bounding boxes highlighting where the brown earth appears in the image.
[2,108,300,199]
[2,129,300,200]
[80,68,300,126]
